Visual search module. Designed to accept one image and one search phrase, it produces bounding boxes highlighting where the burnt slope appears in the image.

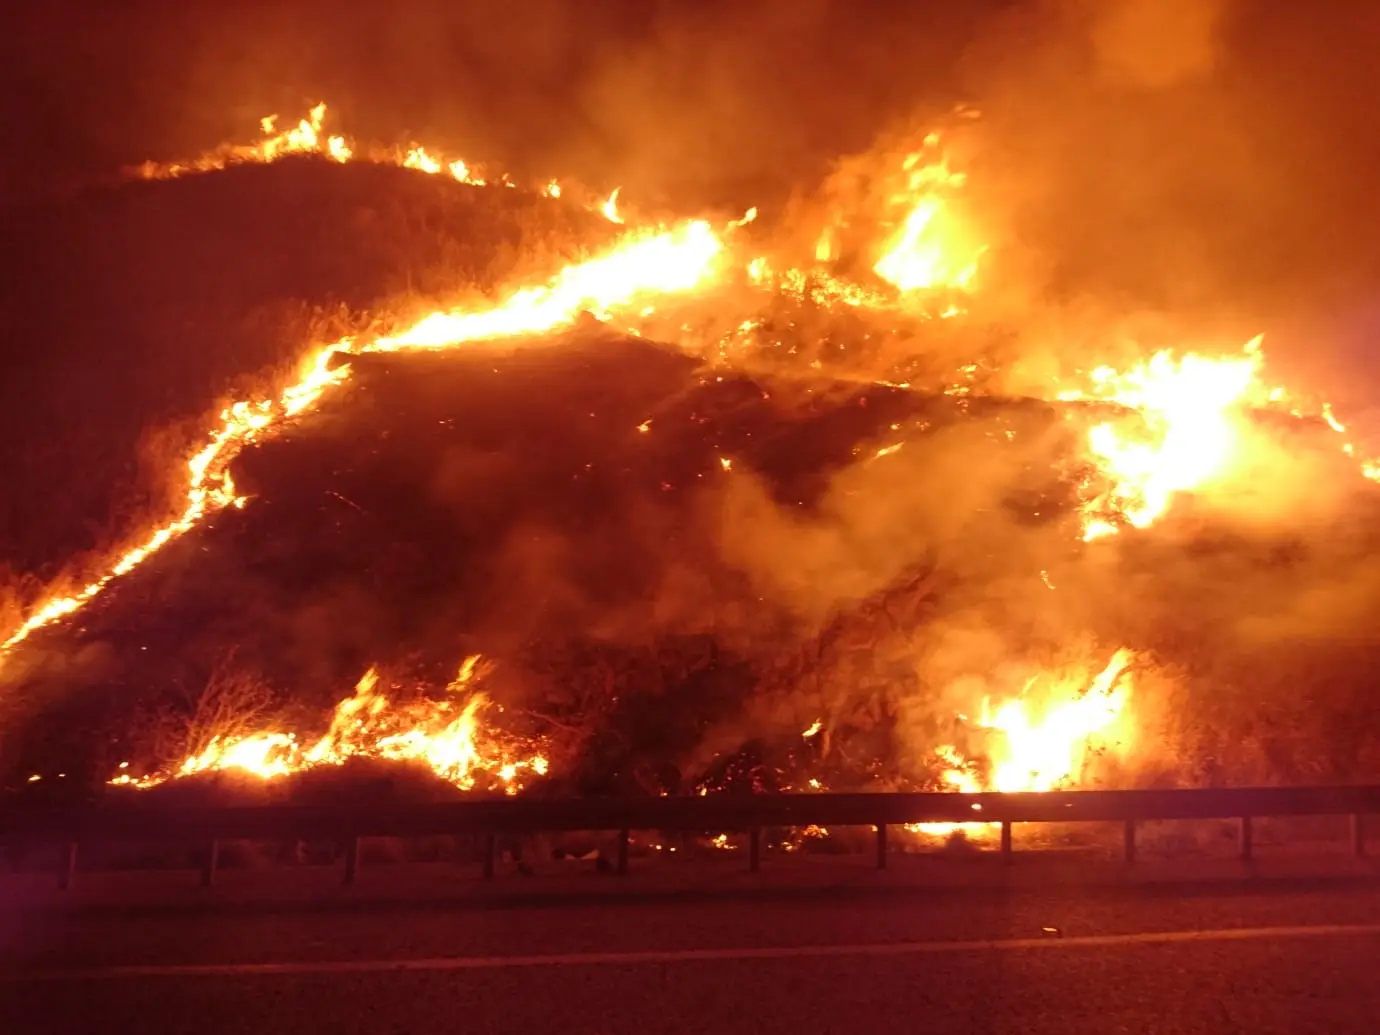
[0,330,1082,783]
[6,326,1380,792]
[0,158,609,581]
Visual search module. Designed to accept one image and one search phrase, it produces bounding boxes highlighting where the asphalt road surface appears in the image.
[5,878,1380,1034]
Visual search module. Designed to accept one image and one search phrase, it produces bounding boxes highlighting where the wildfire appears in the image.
[12,98,1380,813]
[872,132,984,294]
[937,649,1135,793]
[1061,337,1380,541]
[0,219,729,663]
[134,102,554,198]
[114,657,547,792]
[135,103,350,180]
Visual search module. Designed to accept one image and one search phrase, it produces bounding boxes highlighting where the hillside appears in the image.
[8,314,1380,797]
[5,146,1380,804]
[0,157,610,583]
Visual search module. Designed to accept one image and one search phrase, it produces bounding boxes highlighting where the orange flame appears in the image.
[136,103,542,197]
[933,648,1136,794]
[872,133,984,294]
[601,187,625,225]
[1066,340,1266,539]
[114,657,546,792]
[135,103,350,179]
[0,221,727,664]
[1064,337,1380,540]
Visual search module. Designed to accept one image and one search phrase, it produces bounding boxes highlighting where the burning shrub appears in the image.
[6,92,1380,802]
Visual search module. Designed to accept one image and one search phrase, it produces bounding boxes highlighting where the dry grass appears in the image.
[180,651,278,761]
[0,157,608,636]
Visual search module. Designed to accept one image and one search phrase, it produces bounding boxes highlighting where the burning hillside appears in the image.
[5,93,1380,804]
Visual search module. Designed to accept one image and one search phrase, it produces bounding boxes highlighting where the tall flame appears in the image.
[1068,340,1265,539]
[872,133,984,294]
[919,648,1135,811]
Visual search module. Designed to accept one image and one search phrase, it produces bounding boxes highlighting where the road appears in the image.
[5,877,1380,1033]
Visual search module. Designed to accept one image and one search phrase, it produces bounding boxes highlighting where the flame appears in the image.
[1068,341,1265,539]
[907,650,1134,836]
[872,133,984,294]
[0,220,727,663]
[136,102,536,197]
[136,103,350,179]
[1057,336,1380,540]
[116,658,546,792]
[980,648,1135,792]
[913,648,1130,836]
[601,187,625,224]
[16,101,1380,811]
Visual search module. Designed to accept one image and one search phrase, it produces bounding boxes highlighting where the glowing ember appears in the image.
[115,658,545,792]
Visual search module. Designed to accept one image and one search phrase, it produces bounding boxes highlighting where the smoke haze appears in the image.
[6,0,1380,787]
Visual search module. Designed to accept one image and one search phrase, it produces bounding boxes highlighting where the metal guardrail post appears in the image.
[343,836,361,885]
[15,787,1380,884]
[59,841,78,890]
[616,829,630,876]
[201,839,220,888]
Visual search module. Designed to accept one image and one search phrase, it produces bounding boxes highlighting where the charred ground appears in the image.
[0,157,610,585]
[5,154,1380,800]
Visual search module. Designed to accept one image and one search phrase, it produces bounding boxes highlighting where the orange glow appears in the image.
[601,187,625,224]
[872,133,984,294]
[1065,340,1266,539]
[936,649,1135,793]
[114,658,546,792]
[0,220,727,663]
[13,101,1380,812]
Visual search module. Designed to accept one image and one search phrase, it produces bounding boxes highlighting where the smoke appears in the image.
[10,0,1380,788]
[952,0,1380,405]
[1085,0,1227,88]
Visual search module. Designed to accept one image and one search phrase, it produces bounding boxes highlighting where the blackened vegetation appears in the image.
[8,329,1380,796]
[0,157,610,582]
[0,326,1089,793]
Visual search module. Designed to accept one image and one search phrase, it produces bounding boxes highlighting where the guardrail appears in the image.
[2,785,1377,889]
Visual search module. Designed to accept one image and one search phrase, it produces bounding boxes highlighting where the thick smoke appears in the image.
[692,0,1380,782]
[8,0,1380,787]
